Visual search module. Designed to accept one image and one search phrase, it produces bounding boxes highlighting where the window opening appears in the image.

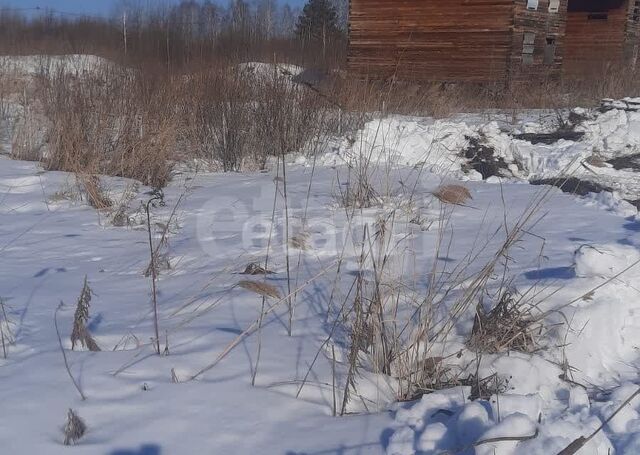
[522,32,535,65]
[544,37,556,64]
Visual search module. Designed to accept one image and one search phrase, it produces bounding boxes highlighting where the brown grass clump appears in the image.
[432,184,473,205]
[467,291,541,354]
[237,280,282,299]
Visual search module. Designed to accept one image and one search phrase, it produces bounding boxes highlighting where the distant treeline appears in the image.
[0,0,348,71]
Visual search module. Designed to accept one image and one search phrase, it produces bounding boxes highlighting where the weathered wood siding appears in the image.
[563,0,632,75]
[509,0,567,82]
[624,0,640,67]
[347,0,515,83]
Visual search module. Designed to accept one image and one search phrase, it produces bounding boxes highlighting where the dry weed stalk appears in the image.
[54,302,86,400]
[190,262,340,381]
[0,297,15,359]
[70,276,100,352]
[252,164,281,386]
[340,284,369,414]
[145,190,165,355]
[62,409,86,446]
[336,169,554,404]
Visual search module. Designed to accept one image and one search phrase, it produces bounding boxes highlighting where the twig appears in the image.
[145,190,164,355]
[54,302,86,400]
[436,429,539,455]
[189,261,339,381]
[252,157,280,386]
[557,387,640,455]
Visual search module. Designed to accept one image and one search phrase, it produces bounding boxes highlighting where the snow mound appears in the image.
[386,387,615,455]
[325,114,591,177]
[579,109,640,156]
[322,116,474,172]
[322,104,640,209]
[574,243,640,280]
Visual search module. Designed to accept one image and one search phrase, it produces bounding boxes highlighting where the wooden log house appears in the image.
[347,0,640,83]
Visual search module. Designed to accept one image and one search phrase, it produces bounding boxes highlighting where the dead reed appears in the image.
[238,280,282,300]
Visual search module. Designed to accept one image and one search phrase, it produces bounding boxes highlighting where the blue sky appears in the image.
[1,0,124,16]
[0,0,304,17]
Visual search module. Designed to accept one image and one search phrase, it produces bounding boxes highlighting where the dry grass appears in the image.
[184,69,255,171]
[76,174,112,210]
[62,409,86,446]
[3,54,636,192]
[432,184,473,205]
[289,232,310,250]
[467,290,543,354]
[237,280,282,299]
[325,65,640,119]
[28,62,177,188]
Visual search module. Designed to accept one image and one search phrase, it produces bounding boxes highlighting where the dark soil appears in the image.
[626,199,640,210]
[461,135,509,179]
[607,153,640,171]
[512,131,585,145]
[531,176,640,210]
[529,177,612,196]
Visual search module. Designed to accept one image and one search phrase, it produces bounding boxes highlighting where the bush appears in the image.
[35,61,176,187]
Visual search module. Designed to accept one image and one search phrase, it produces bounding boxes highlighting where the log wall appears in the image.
[347,0,640,83]
[509,0,567,82]
[624,0,640,68]
[347,0,515,83]
[563,0,632,76]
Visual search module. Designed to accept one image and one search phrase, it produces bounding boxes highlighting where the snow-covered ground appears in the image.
[2,58,640,453]
[1,149,640,453]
